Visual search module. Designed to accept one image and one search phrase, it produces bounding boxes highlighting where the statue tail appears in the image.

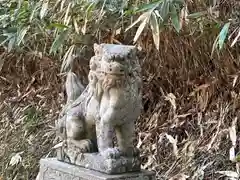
[65,71,85,103]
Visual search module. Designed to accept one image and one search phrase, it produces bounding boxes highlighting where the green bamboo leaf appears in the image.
[124,8,135,16]
[187,11,207,19]
[47,23,69,30]
[235,152,240,162]
[150,12,160,50]
[0,8,5,15]
[170,5,180,33]
[160,0,169,21]
[86,2,96,16]
[0,35,6,43]
[3,27,17,34]
[29,3,39,22]
[50,30,68,54]
[218,22,230,50]
[0,33,15,46]
[172,0,185,4]
[135,0,163,13]
[8,36,16,52]
[16,26,30,46]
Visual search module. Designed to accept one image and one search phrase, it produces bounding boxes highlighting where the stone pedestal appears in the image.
[38,158,156,180]
[57,149,141,174]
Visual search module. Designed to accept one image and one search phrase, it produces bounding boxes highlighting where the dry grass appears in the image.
[136,31,240,179]
[0,26,240,180]
[0,53,63,180]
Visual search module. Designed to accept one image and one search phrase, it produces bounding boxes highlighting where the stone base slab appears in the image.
[38,158,156,180]
[57,148,141,174]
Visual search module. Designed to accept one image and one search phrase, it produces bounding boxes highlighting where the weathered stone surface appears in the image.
[38,158,156,180]
[57,150,141,174]
[56,43,143,174]
[35,44,156,179]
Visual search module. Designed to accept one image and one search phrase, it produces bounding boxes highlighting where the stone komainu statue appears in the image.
[56,44,143,174]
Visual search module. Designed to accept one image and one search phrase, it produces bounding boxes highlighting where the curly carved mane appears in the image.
[102,74,125,92]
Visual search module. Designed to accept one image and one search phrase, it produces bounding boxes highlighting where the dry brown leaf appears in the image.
[216,171,239,179]
[229,117,237,147]
[73,18,80,34]
[142,156,154,169]
[176,113,191,118]
[189,83,210,96]
[36,172,40,180]
[165,133,178,157]
[231,28,240,47]
[169,173,189,180]
[125,12,150,32]
[232,75,238,87]
[137,133,151,148]
[229,117,237,162]
[0,53,6,73]
[150,12,160,50]
[133,13,151,43]
[230,147,236,162]
[165,93,177,111]
[180,4,189,29]
[9,151,24,166]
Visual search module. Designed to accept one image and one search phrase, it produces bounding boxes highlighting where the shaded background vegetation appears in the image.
[0,0,240,179]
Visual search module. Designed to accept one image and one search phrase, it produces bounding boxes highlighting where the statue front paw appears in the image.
[77,140,93,152]
[68,139,94,153]
[100,148,121,159]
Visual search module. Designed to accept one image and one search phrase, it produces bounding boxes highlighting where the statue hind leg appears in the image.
[65,115,96,153]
